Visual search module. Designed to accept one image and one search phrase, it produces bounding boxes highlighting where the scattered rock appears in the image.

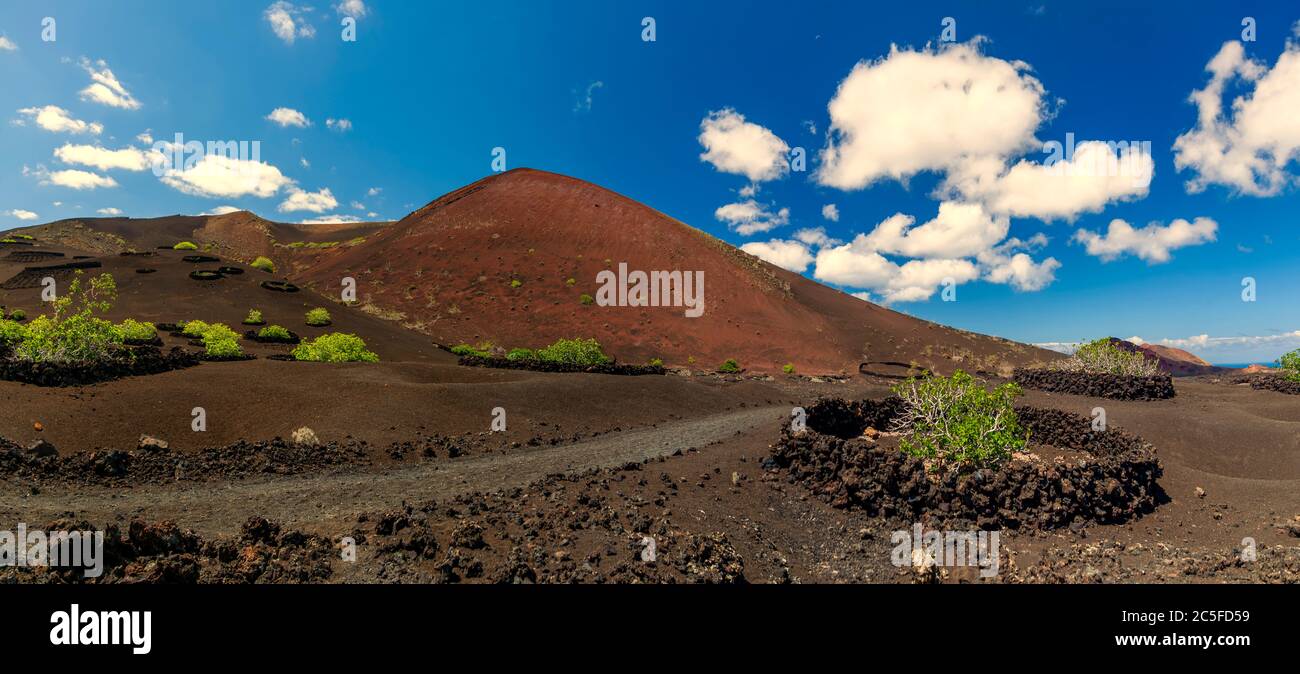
[1195,486,1205,499]
[138,434,170,453]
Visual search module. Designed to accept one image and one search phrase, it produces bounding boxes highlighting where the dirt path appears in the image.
[1,406,784,537]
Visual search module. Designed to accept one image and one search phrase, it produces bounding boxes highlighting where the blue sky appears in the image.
[2,1,1299,363]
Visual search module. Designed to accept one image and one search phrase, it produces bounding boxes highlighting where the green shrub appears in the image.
[565,278,576,287]
[259,325,292,340]
[536,338,611,366]
[173,241,198,250]
[243,309,264,325]
[649,357,664,367]
[783,363,795,374]
[305,308,331,326]
[8,309,25,321]
[199,323,242,358]
[250,256,276,273]
[510,279,522,288]
[450,342,493,358]
[180,320,211,338]
[292,333,379,362]
[0,319,27,344]
[13,272,124,364]
[579,294,594,305]
[1052,338,1159,377]
[117,319,157,342]
[506,347,537,361]
[718,359,740,373]
[1278,348,1300,382]
[891,370,1026,470]
[13,234,34,240]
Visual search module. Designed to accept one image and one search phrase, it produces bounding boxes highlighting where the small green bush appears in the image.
[565,278,576,287]
[450,343,493,358]
[180,320,211,338]
[173,241,199,250]
[0,319,27,344]
[1278,348,1300,382]
[117,319,157,342]
[649,357,664,367]
[13,234,34,240]
[509,279,522,288]
[536,338,611,366]
[506,347,536,361]
[305,308,332,326]
[782,363,795,374]
[579,294,594,305]
[259,325,292,340]
[8,309,25,321]
[891,370,1027,470]
[243,309,264,325]
[1053,338,1159,377]
[199,323,243,358]
[13,272,124,364]
[292,333,379,362]
[718,359,740,373]
[250,256,276,273]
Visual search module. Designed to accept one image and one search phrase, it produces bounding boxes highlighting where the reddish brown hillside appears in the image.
[298,168,1053,373]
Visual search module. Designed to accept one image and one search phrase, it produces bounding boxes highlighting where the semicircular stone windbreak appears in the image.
[217,266,244,275]
[135,268,158,274]
[1012,368,1175,400]
[189,270,223,281]
[182,255,220,264]
[767,397,1163,530]
[1243,374,1300,395]
[0,345,200,387]
[260,280,300,293]
[244,328,301,344]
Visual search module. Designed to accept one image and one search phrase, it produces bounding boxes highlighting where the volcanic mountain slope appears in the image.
[1110,338,1222,376]
[296,168,1056,373]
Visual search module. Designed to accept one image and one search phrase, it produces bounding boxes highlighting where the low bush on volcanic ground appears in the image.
[1277,348,1300,382]
[292,333,379,362]
[179,320,244,358]
[718,358,741,373]
[890,370,1026,470]
[116,318,157,344]
[258,325,293,341]
[1051,338,1160,377]
[304,307,332,326]
[768,370,1163,528]
[1013,338,1173,400]
[172,241,198,250]
[455,338,612,367]
[4,308,24,321]
[242,309,264,325]
[249,256,276,273]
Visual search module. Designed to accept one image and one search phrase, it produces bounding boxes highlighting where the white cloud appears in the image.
[159,155,294,198]
[855,202,1009,259]
[78,58,141,110]
[977,234,1061,291]
[740,239,816,272]
[698,108,791,182]
[350,200,365,210]
[1174,40,1300,196]
[299,214,362,224]
[54,143,157,171]
[202,205,242,216]
[366,186,382,196]
[949,140,1154,221]
[366,211,379,218]
[1073,217,1218,264]
[300,157,311,168]
[325,117,352,132]
[793,227,840,248]
[335,0,369,18]
[265,2,316,44]
[15,106,103,135]
[714,199,790,236]
[816,41,1045,190]
[46,169,118,190]
[136,130,153,145]
[574,81,603,112]
[278,186,338,213]
[6,209,38,220]
[0,36,17,51]
[267,107,311,128]
[96,207,123,216]
[821,203,840,222]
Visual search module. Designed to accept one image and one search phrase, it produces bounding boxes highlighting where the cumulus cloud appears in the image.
[54,143,157,171]
[136,130,153,145]
[698,108,791,183]
[78,58,141,110]
[267,107,311,128]
[1173,39,1300,196]
[265,2,316,44]
[0,36,17,51]
[278,186,339,213]
[740,239,816,272]
[96,207,122,215]
[714,199,790,236]
[159,155,294,198]
[45,169,119,190]
[366,186,382,196]
[949,139,1154,221]
[821,204,839,222]
[1073,217,1218,264]
[202,205,242,216]
[334,0,369,18]
[14,106,103,135]
[793,227,840,248]
[325,117,352,132]
[816,41,1045,190]
[5,209,38,220]
[977,234,1061,291]
[854,202,1009,260]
